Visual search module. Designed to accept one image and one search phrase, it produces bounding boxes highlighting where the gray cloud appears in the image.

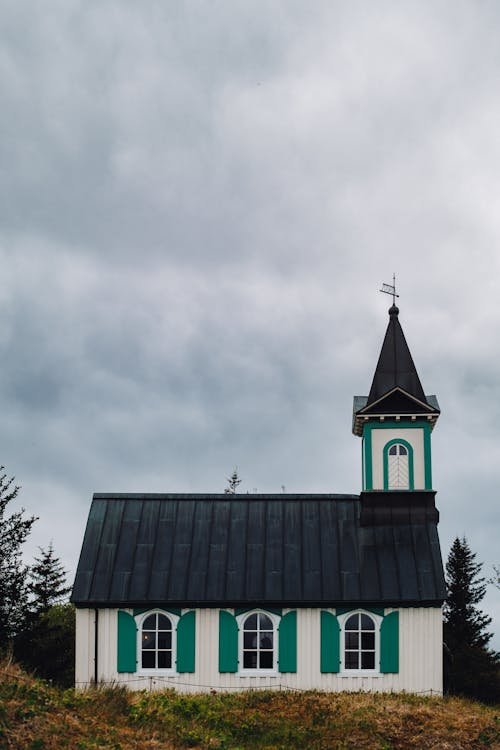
[1,1,499,644]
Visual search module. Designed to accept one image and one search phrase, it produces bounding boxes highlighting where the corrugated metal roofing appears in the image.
[71,493,446,608]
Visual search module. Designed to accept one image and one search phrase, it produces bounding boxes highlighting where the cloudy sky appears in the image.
[2,2,499,646]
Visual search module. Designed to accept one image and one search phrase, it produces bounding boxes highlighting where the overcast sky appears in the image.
[1,1,499,647]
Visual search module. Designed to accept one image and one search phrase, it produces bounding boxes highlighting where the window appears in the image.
[117,609,195,675]
[320,610,399,675]
[235,610,279,673]
[338,610,382,673]
[383,439,414,490]
[243,612,274,669]
[219,609,296,674]
[344,613,376,670]
[141,612,173,669]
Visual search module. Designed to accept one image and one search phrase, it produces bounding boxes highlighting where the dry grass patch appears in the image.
[0,660,498,750]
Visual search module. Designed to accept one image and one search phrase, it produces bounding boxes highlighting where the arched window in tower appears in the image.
[384,440,413,490]
[387,443,411,490]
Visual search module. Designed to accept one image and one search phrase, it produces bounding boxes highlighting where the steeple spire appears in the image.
[352,300,440,437]
[366,303,426,407]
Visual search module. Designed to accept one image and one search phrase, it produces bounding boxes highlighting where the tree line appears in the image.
[0,464,499,700]
[0,467,74,686]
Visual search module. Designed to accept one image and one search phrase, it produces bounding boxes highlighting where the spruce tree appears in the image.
[0,468,37,647]
[444,537,499,703]
[14,544,75,686]
[29,543,72,615]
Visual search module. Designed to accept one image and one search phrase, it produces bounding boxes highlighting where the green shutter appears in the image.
[278,611,297,673]
[320,610,340,673]
[219,610,238,672]
[177,610,196,673]
[380,611,399,673]
[117,610,137,673]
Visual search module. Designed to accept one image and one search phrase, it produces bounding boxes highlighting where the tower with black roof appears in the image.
[353,303,440,495]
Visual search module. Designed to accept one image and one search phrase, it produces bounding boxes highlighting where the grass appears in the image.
[0,660,498,750]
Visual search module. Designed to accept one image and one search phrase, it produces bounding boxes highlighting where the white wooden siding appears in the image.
[75,607,442,694]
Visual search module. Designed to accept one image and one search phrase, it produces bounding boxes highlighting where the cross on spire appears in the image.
[380,273,399,306]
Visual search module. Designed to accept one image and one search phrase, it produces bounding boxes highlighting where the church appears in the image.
[71,300,446,693]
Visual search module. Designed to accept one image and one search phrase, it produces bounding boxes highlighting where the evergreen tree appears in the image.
[0,468,37,647]
[444,537,499,703]
[16,603,75,688]
[224,468,242,494]
[14,544,74,686]
[29,543,72,615]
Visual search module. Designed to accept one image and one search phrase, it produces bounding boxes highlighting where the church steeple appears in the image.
[353,304,440,493]
[366,304,427,407]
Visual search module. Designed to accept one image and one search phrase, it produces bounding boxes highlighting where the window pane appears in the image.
[157,614,171,630]
[142,651,155,669]
[361,614,375,630]
[260,651,273,669]
[243,652,257,669]
[399,445,407,456]
[389,445,397,455]
[361,632,375,650]
[143,614,156,630]
[245,614,257,630]
[157,651,171,669]
[244,632,256,648]
[142,632,156,649]
[345,652,358,669]
[345,632,359,649]
[259,614,273,630]
[260,633,273,649]
[345,614,359,630]
[158,632,172,650]
[361,652,375,669]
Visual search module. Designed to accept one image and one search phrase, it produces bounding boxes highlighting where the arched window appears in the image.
[140,612,173,670]
[384,439,414,490]
[241,611,275,670]
[343,612,376,671]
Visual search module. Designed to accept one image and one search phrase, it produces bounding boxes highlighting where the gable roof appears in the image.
[71,493,446,608]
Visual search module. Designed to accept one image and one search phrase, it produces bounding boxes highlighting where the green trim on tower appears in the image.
[363,425,373,490]
[383,438,414,490]
[278,611,297,673]
[423,423,432,489]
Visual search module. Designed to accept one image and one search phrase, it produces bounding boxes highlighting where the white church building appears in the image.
[71,302,445,693]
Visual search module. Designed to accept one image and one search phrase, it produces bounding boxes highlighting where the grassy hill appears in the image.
[0,661,498,750]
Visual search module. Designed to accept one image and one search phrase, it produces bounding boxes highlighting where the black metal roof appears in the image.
[366,305,433,408]
[71,492,446,608]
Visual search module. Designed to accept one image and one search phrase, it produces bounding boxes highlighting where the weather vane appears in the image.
[380,273,399,305]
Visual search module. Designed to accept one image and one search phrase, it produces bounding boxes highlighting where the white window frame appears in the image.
[236,609,280,676]
[135,609,180,675]
[338,610,382,676]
